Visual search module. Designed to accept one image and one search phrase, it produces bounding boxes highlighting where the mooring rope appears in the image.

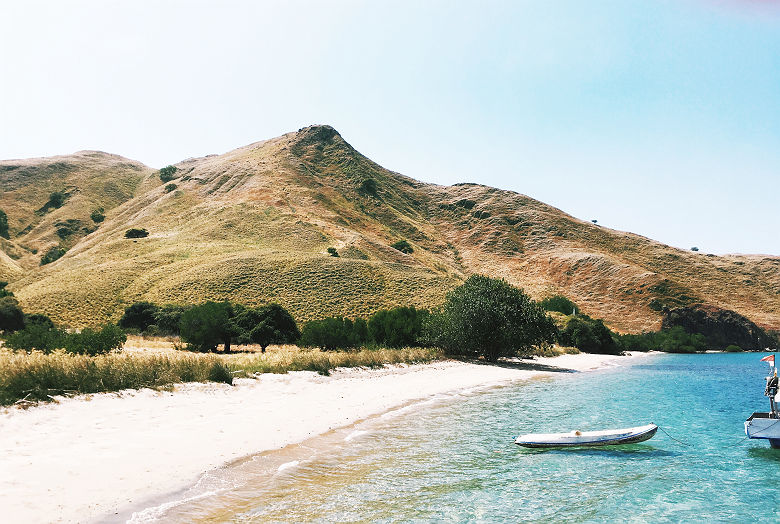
[657,426,691,446]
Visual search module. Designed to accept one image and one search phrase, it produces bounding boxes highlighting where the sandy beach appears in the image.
[0,352,649,523]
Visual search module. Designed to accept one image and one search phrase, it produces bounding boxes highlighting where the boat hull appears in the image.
[515,424,658,448]
[744,413,780,448]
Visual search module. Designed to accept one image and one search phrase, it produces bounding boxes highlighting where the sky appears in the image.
[1,0,778,255]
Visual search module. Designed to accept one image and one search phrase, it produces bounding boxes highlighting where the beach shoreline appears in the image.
[0,351,653,524]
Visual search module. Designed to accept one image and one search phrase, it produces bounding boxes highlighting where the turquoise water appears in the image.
[133,353,779,522]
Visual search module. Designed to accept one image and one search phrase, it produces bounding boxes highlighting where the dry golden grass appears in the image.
[2,125,778,333]
[0,343,444,406]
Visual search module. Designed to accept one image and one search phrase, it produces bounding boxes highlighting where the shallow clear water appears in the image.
[131,353,780,522]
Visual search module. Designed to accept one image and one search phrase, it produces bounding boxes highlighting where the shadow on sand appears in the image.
[455,357,578,374]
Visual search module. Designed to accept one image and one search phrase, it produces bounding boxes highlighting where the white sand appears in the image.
[0,352,648,523]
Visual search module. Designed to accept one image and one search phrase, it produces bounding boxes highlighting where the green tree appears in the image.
[560,316,620,354]
[391,240,413,254]
[0,281,13,298]
[368,306,427,348]
[539,295,578,315]
[40,246,66,265]
[0,209,8,239]
[0,296,25,332]
[119,302,160,332]
[5,322,66,353]
[159,165,178,182]
[48,191,66,209]
[424,275,557,362]
[124,228,149,238]
[180,301,237,352]
[233,303,300,352]
[64,324,127,355]
[90,208,105,223]
[299,317,361,351]
[154,305,189,336]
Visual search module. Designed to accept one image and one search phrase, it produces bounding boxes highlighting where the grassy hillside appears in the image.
[2,126,778,332]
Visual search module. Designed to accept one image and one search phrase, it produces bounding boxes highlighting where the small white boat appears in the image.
[515,423,658,448]
[745,354,780,449]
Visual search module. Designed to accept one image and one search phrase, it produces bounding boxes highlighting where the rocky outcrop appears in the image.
[662,305,778,351]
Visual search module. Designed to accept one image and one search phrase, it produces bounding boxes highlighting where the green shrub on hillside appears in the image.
[124,228,149,238]
[327,247,339,257]
[90,208,105,223]
[617,326,707,353]
[164,183,177,193]
[159,165,178,182]
[423,275,557,361]
[40,246,66,265]
[48,191,67,209]
[391,240,414,254]
[0,209,8,239]
[0,281,13,298]
[359,178,378,194]
[539,295,578,315]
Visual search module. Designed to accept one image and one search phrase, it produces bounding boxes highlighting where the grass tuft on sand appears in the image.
[0,346,443,406]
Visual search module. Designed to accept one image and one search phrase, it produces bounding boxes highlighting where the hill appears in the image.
[1,126,778,333]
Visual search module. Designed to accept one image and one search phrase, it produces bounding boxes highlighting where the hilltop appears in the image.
[1,125,778,333]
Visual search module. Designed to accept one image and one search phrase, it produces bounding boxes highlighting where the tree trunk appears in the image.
[261,345,267,353]
[224,339,231,353]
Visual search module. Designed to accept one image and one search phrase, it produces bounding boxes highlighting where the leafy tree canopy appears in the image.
[424,275,557,362]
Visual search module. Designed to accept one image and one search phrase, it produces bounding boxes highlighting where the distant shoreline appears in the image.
[0,352,654,524]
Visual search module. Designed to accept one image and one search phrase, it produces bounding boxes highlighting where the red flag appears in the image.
[760,355,775,363]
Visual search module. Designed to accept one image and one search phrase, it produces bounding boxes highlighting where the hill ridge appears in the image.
[1,125,778,333]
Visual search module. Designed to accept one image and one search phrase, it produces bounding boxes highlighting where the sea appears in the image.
[128,352,779,523]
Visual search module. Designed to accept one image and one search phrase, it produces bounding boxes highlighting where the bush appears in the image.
[539,295,578,315]
[40,246,66,265]
[232,303,301,352]
[63,324,127,356]
[0,281,13,298]
[359,178,378,194]
[5,323,67,353]
[124,228,149,239]
[560,315,620,355]
[617,326,707,353]
[0,297,26,333]
[725,344,742,352]
[159,165,178,182]
[368,306,427,348]
[423,275,557,362]
[0,209,8,239]
[327,247,339,257]
[48,191,67,209]
[24,313,54,329]
[180,301,237,352]
[119,302,160,332]
[391,240,413,254]
[164,183,177,193]
[299,317,367,351]
[154,305,189,336]
[90,208,105,223]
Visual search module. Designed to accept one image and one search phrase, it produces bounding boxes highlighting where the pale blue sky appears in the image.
[1,1,778,255]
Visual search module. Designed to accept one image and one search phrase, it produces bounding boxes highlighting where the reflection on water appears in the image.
[130,353,780,522]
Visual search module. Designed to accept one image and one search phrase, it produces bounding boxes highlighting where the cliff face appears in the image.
[0,125,778,330]
[662,305,778,350]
